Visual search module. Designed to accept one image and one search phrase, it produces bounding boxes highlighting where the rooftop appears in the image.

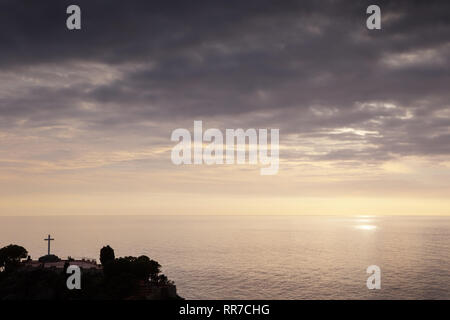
[23,258,102,270]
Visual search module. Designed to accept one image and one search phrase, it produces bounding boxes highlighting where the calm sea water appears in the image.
[0,215,449,299]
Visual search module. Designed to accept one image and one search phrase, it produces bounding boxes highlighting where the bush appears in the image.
[38,254,60,263]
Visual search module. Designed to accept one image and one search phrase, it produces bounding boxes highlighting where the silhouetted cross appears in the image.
[44,234,54,255]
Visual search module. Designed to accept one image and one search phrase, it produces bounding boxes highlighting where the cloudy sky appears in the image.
[0,0,449,215]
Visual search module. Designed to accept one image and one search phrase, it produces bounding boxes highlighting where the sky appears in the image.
[0,0,449,216]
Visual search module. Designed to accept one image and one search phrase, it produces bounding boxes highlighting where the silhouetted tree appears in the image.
[100,245,115,266]
[148,259,162,282]
[157,274,172,285]
[132,255,161,280]
[0,244,28,273]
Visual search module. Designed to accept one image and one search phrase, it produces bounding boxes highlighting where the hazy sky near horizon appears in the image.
[1,0,450,215]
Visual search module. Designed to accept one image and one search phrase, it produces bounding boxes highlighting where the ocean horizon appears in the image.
[1,215,448,299]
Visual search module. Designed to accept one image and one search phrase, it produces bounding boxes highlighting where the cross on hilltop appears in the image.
[44,234,54,255]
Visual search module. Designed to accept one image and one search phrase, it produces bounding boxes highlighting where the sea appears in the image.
[0,215,449,299]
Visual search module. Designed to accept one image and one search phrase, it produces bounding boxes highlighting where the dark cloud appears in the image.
[0,0,449,162]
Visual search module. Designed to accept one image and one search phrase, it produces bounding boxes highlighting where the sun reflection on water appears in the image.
[355,224,377,230]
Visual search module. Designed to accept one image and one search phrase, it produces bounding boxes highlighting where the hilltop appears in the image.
[0,244,182,300]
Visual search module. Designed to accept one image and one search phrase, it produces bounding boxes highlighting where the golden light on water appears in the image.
[355,224,377,231]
